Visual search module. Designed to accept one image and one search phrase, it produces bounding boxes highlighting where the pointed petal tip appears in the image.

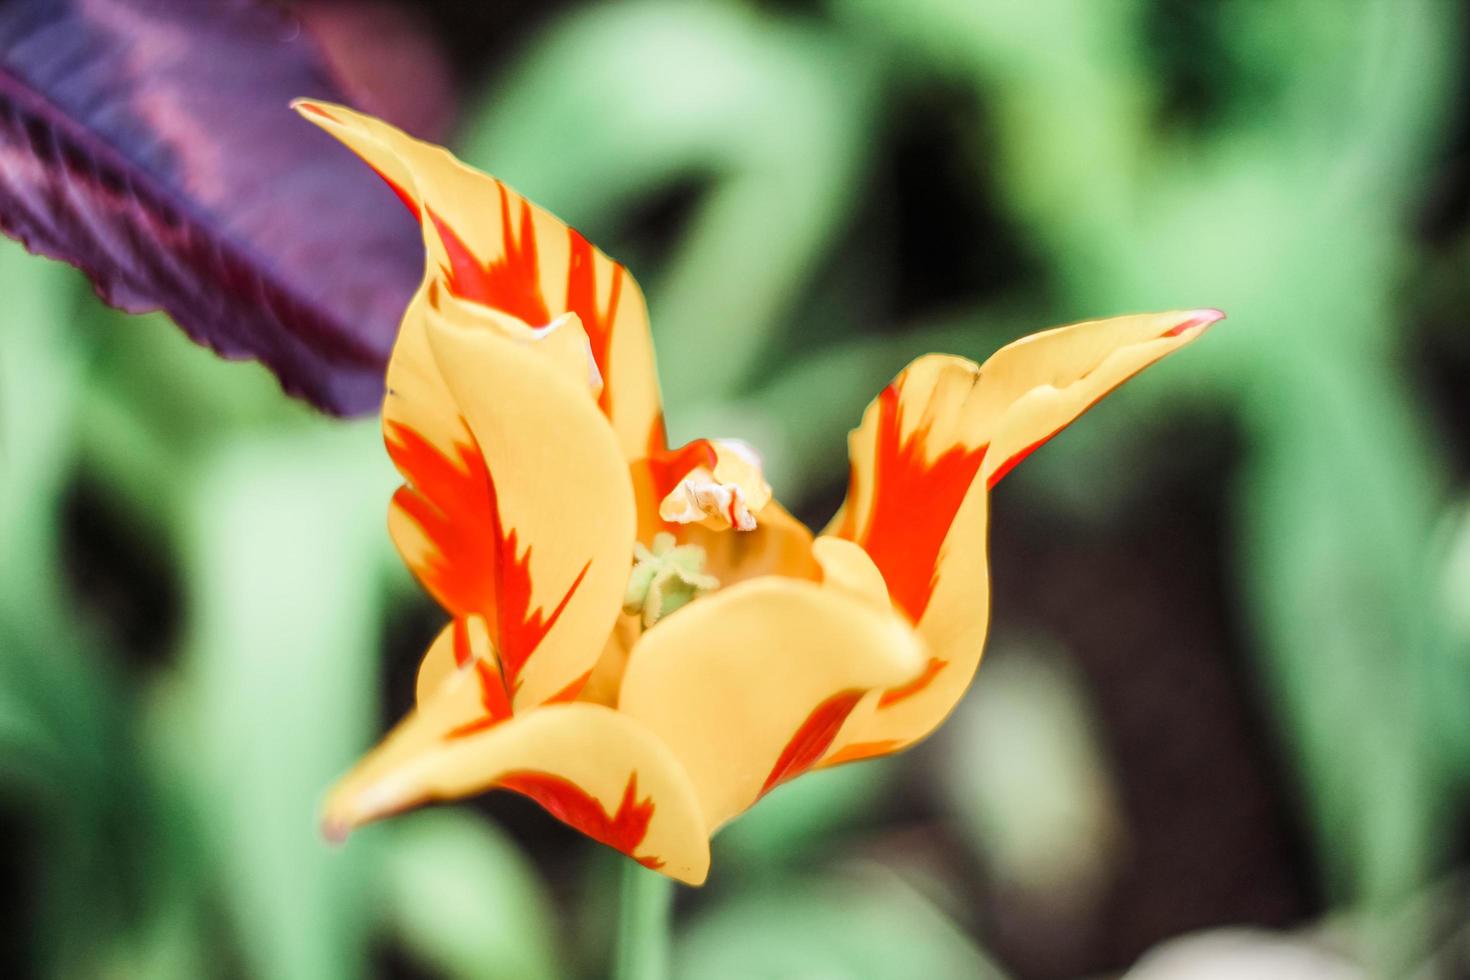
[291,97,331,118]
[291,99,362,132]
[320,814,352,845]
[1168,308,1226,337]
[319,776,399,843]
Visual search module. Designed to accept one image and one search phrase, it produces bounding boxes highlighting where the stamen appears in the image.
[656,439,772,532]
[660,471,756,531]
[624,533,720,628]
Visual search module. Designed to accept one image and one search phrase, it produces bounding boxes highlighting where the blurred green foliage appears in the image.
[4,0,1470,977]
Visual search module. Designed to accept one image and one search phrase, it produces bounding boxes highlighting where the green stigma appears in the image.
[624,533,720,628]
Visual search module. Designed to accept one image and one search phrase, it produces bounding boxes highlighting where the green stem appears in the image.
[612,860,674,980]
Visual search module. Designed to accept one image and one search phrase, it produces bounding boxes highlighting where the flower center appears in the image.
[624,533,720,628]
[657,439,772,532]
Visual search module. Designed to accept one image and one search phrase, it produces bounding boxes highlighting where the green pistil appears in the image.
[624,533,719,628]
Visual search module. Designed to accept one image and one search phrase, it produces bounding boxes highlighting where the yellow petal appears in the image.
[822,310,1219,760]
[414,310,636,710]
[684,499,820,587]
[324,693,711,884]
[294,99,665,460]
[618,577,927,830]
[812,535,891,610]
[579,612,642,707]
[582,510,824,711]
[330,649,512,832]
[976,309,1223,485]
[430,299,605,399]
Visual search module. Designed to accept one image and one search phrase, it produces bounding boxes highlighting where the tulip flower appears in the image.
[296,100,1219,886]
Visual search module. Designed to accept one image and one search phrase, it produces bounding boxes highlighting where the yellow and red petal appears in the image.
[297,102,650,684]
[821,310,1219,758]
[825,358,990,625]
[414,615,494,707]
[382,289,603,618]
[416,311,635,710]
[617,577,927,830]
[323,702,710,884]
[294,100,664,460]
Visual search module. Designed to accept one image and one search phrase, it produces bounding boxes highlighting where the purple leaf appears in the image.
[0,0,428,414]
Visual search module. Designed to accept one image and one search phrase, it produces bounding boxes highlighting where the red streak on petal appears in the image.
[985,434,1047,489]
[445,657,513,739]
[877,656,948,708]
[1165,309,1224,337]
[566,229,624,417]
[297,102,336,121]
[428,185,550,325]
[473,658,513,721]
[445,718,496,739]
[373,170,420,221]
[294,102,422,218]
[760,689,866,796]
[546,668,593,704]
[485,488,592,696]
[387,423,495,618]
[841,385,987,623]
[450,616,474,667]
[386,421,592,705]
[499,771,662,868]
[820,738,902,768]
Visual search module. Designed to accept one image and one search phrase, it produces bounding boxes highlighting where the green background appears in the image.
[4,0,1469,976]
